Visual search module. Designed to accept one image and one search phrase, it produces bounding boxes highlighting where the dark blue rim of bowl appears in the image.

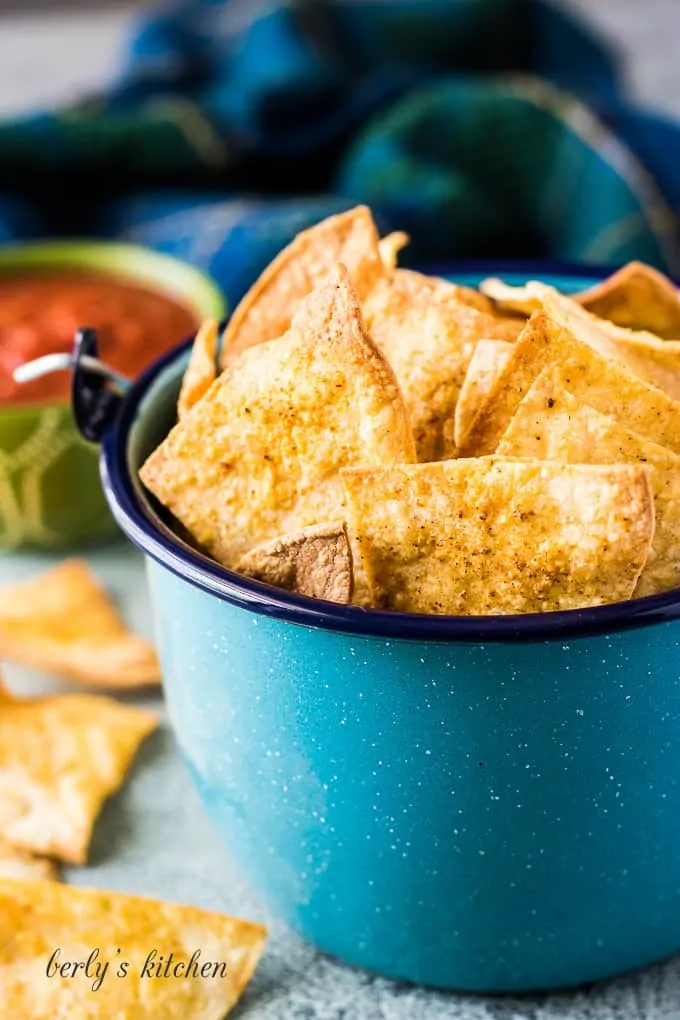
[101,258,680,645]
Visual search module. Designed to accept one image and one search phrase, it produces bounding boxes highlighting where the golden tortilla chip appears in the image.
[177,319,219,418]
[220,205,384,366]
[539,287,680,399]
[462,311,680,456]
[479,277,546,315]
[599,331,680,400]
[0,560,161,688]
[577,261,680,338]
[0,878,266,1019]
[454,339,514,450]
[362,269,518,460]
[235,522,352,603]
[141,266,416,567]
[0,692,157,863]
[481,279,680,397]
[0,840,59,882]
[341,459,653,615]
[378,231,410,268]
[497,372,680,597]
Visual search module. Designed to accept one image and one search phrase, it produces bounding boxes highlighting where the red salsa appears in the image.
[0,271,200,405]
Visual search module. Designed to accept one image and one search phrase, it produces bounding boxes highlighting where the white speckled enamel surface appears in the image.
[3,0,680,1013]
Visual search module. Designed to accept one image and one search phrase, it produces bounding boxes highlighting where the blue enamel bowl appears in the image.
[99,263,680,993]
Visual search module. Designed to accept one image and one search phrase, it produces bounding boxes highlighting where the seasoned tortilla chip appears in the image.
[401,270,499,315]
[141,266,416,567]
[539,288,680,399]
[0,692,157,863]
[0,878,266,1019]
[220,205,384,366]
[0,560,161,688]
[577,261,680,338]
[0,840,59,882]
[480,277,546,315]
[362,269,519,460]
[481,280,680,397]
[235,522,352,603]
[462,311,680,456]
[341,459,653,615]
[498,372,680,597]
[178,319,219,418]
[598,331,680,400]
[454,339,514,450]
[378,231,410,268]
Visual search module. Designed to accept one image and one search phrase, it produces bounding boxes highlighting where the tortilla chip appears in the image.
[0,560,161,688]
[599,331,680,400]
[454,339,514,450]
[177,320,219,418]
[0,878,266,1019]
[479,277,546,315]
[341,459,653,615]
[0,692,157,863]
[0,840,59,882]
[577,261,680,338]
[378,231,410,268]
[362,269,519,460]
[141,266,416,567]
[220,205,384,366]
[462,311,680,456]
[539,287,680,399]
[481,280,680,397]
[497,372,680,597]
[235,522,353,603]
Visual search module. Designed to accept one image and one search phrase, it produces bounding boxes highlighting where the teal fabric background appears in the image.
[0,0,679,306]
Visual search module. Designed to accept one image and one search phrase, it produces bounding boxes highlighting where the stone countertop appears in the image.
[3,2,680,1018]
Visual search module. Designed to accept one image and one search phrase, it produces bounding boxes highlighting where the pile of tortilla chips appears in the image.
[0,559,162,876]
[140,206,680,616]
[0,560,267,1017]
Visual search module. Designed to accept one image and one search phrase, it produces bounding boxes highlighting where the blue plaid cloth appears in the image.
[1,0,680,308]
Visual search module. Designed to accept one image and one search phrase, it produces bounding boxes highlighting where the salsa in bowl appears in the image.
[0,242,226,549]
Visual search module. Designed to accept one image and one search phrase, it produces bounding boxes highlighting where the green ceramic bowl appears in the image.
[0,241,227,550]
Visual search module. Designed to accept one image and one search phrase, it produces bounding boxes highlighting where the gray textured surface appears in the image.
[3,1,680,1016]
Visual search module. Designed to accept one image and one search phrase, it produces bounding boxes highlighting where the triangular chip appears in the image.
[235,522,353,603]
[0,878,266,1019]
[220,205,384,365]
[539,287,680,399]
[577,261,680,338]
[362,269,519,460]
[481,280,680,398]
[462,311,680,456]
[378,231,410,268]
[0,675,58,879]
[178,319,219,418]
[480,276,545,315]
[375,269,498,315]
[0,691,157,863]
[497,372,680,597]
[341,459,654,615]
[0,840,59,882]
[141,266,416,567]
[454,339,514,450]
[0,560,161,688]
